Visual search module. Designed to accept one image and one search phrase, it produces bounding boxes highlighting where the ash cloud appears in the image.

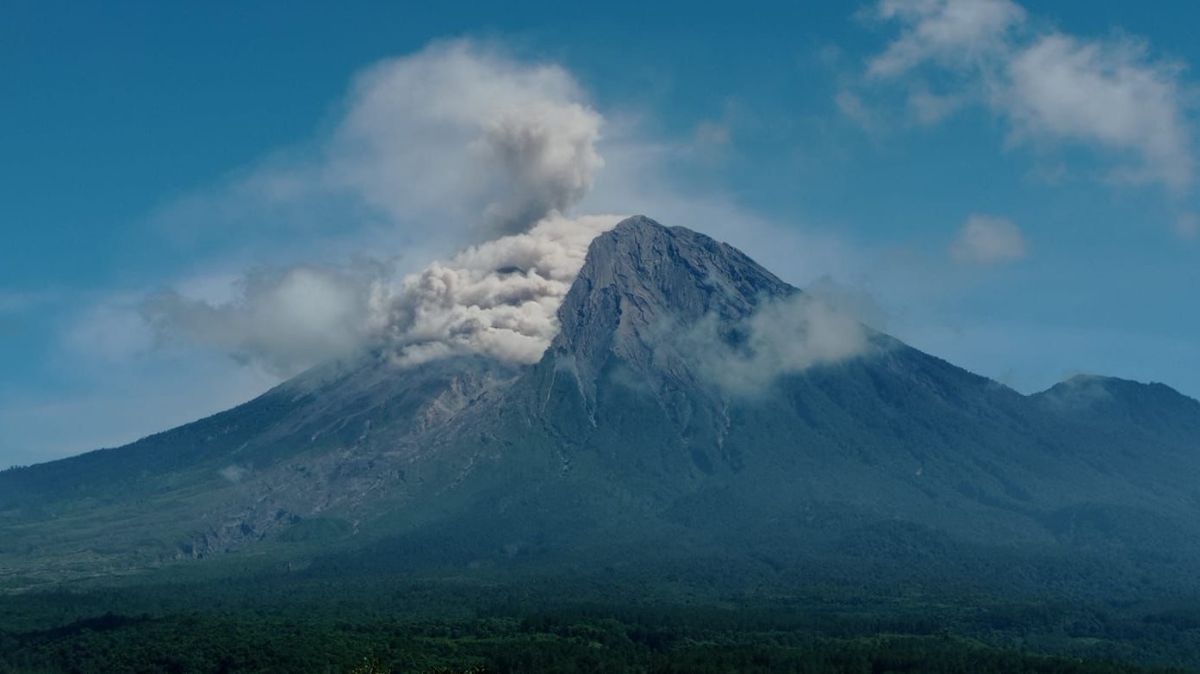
[143,214,620,376]
[142,265,389,376]
[326,40,604,238]
[142,42,616,375]
[219,465,249,483]
[380,213,620,367]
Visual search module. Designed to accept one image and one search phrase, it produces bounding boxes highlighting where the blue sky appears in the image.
[2,0,1199,468]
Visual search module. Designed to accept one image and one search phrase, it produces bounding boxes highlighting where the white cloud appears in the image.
[835,89,883,132]
[868,0,1026,77]
[684,294,871,395]
[950,214,1028,265]
[906,86,966,125]
[865,0,1195,195]
[1006,34,1192,189]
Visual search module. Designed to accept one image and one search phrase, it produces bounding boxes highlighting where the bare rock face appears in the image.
[551,216,792,396]
[4,215,1200,595]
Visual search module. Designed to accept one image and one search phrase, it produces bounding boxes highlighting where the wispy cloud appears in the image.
[867,0,1026,78]
[950,214,1028,265]
[65,294,157,362]
[859,0,1196,210]
[141,264,388,376]
[1175,213,1200,240]
[835,90,884,133]
[675,294,872,396]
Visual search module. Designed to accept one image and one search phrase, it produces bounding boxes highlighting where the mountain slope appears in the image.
[3,215,1200,597]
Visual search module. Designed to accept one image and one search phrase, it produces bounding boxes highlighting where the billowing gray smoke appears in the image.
[141,42,865,383]
[379,213,620,366]
[143,43,616,376]
[328,40,604,238]
[142,265,389,377]
[144,213,621,376]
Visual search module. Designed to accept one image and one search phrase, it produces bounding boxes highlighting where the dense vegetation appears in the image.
[1,613,1183,673]
[1,574,1198,673]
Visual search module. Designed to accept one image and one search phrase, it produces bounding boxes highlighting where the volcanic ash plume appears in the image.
[379,213,621,367]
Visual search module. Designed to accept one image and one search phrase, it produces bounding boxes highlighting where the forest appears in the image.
[2,571,1198,673]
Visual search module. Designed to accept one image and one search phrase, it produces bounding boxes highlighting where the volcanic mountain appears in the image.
[3,215,1199,595]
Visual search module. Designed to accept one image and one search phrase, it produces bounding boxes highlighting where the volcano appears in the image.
[3,215,1199,596]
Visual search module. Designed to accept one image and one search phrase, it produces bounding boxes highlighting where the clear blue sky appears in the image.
[3,1,1198,467]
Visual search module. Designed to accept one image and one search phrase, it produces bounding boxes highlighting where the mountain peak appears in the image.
[546,216,793,396]
[1038,373,1191,401]
[608,213,662,234]
[1034,373,1200,428]
[563,214,792,316]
